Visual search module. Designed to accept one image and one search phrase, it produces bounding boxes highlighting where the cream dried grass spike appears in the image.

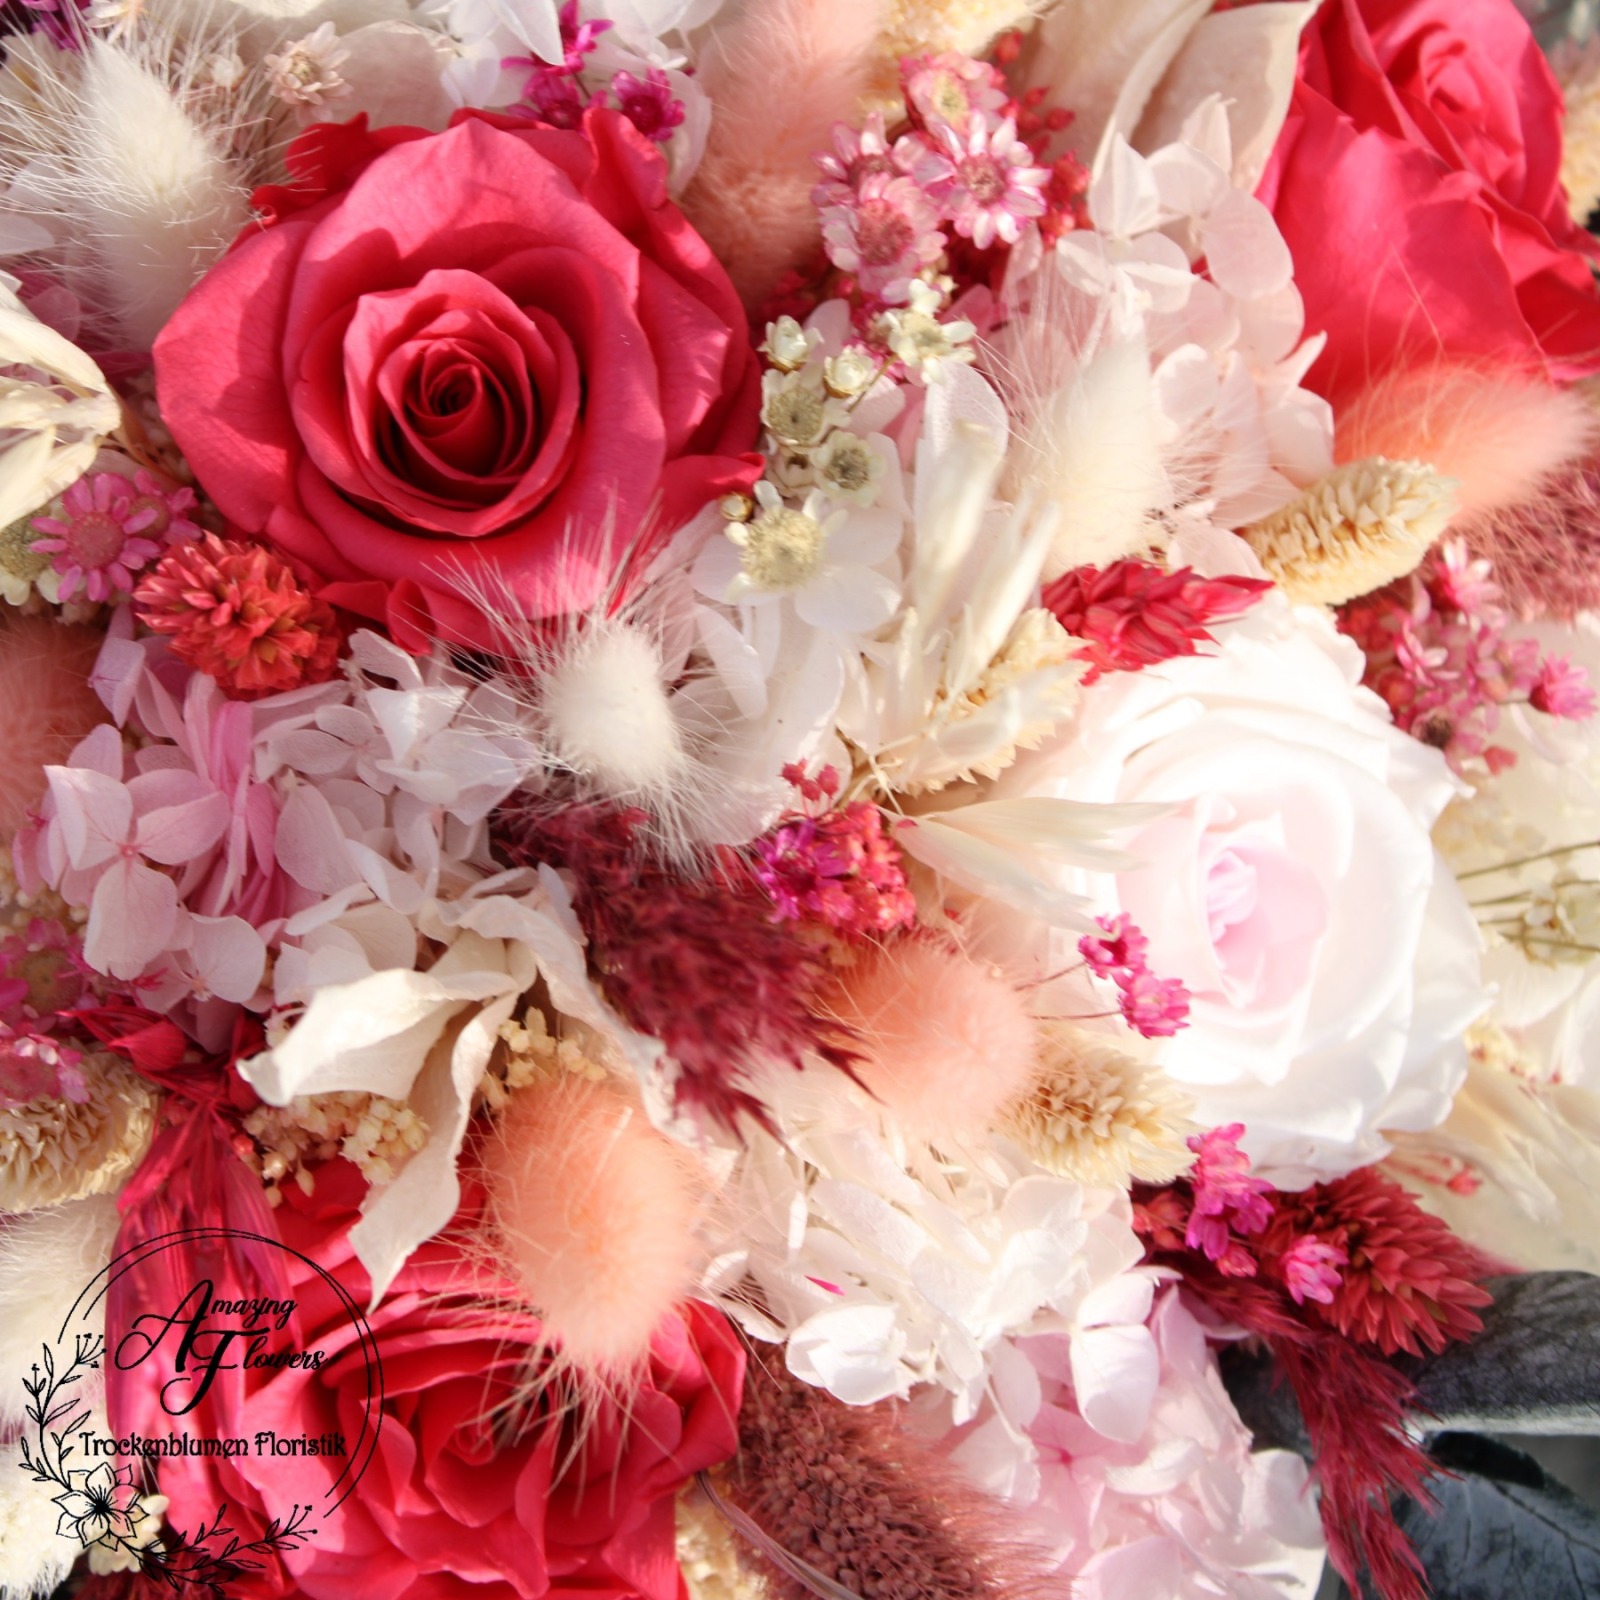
[1241,456,1457,606]
[1007,1022,1194,1188]
[877,0,1040,67]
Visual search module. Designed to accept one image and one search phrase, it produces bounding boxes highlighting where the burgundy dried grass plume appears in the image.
[722,1355,1065,1600]
[502,803,855,1132]
[1135,1162,1497,1600]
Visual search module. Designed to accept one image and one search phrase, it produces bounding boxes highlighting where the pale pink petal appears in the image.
[45,766,131,870]
[188,915,267,1003]
[85,861,177,980]
[135,793,230,866]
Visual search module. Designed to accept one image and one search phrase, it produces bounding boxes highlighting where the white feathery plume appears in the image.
[995,308,1172,580]
[0,18,273,352]
[67,43,253,347]
[0,1194,121,1433]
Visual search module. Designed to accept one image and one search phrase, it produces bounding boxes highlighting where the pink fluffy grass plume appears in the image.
[478,1072,704,1379]
[829,939,1040,1141]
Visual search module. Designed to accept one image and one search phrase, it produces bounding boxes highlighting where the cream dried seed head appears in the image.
[1008,1024,1194,1187]
[1241,457,1456,605]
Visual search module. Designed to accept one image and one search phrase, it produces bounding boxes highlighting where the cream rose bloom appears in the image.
[1000,595,1486,1186]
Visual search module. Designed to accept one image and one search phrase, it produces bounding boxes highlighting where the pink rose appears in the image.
[106,1163,744,1599]
[1257,0,1600,408]
[152,110,760,649]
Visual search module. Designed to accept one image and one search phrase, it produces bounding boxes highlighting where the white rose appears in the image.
[1001,597,1486,1186]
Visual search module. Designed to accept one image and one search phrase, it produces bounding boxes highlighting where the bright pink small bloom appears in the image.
[1078,912,1148,979]
[523,69,589,127]
[1044,560,1270,683]
[30,472,172,603]
[752,800,917,940]
[1530,654,1597,719]
[0,1026,87,1110]
[820,173,945,301]
[917,116,1047,250]
[610,67,684,143]
[0,917,90,1030]
[1281,1234,1348,1306]
[1185,1122,1273,1262]
[1117,968,1190,1038]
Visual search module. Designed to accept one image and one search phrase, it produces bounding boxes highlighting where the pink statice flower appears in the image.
[1075,912,1190,1038]
[29,472,181,603]
[1340,540,1596,776]
[1280,1234,1349,1306]
[820,173,945,301]
[1184,1122,1273,1266]
[900,50,1006,138]
[751,797,917,940]
[505,0,609,125]
[1117,969,1190,1038]
[1530,653,1597,718]
[917,115,1047,249]
[1078,912,1149,979]
[610,67,684,143]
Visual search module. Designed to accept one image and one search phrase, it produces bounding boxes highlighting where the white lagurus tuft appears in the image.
[536,621,689,805]
[0,1194,120,1432]
[1011,333,1173,580]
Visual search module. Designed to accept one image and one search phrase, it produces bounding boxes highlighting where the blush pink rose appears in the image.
[106,1162,745,1600]
[152,110,761,650]
[1257,0,1600,408]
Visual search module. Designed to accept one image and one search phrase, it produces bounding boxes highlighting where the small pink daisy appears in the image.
[30,471,186,603]
[901,50,1006,138]
[812,112,918,208]
[820,173,945,300]
[918,116,1048,249]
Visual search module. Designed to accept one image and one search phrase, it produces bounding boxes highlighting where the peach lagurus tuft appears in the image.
[150,107,761,649]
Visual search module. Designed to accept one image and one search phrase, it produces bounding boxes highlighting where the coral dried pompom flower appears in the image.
[133,532,341,698]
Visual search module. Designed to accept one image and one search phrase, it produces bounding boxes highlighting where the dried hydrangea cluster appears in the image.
[2,1,1600,1599]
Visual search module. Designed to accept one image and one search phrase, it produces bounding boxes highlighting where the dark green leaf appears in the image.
[1408,1275,1600,1435]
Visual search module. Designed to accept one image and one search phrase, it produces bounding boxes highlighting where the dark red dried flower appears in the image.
[502,803,855,1132]
[1261,1166,1494,1357]
[1042,560,1270,683]
[1136,1163,1494,1600]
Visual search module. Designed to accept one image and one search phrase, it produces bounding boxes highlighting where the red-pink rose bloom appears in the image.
[106,1164,745,1599]
[152,109,761,650]
[1257,0,1600,408]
